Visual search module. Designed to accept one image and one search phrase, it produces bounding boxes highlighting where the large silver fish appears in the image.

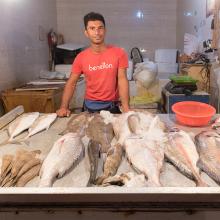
[195,130,220,185]
[87,140,100,186]
[165,129,207,187]
[86,114,114,153]
[125,138,164,187]
[39,133,84,187]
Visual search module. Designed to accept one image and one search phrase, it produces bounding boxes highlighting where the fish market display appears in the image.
[26,113,57,138]
[39,133,84,187]
[165,128,207,187]
[195,130,220,185]
[102,172,148,187]
[7,112,40,142]
[96,143,123,185]
[61,112,90,137]
[86,114,114,153]
[87,140,100,186]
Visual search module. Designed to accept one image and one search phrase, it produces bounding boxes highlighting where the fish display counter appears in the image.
[0,113,220,211]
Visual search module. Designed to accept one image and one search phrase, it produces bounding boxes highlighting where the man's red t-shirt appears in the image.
[71,45,128,101]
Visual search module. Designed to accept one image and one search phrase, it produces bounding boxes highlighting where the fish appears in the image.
[165,128,207,187]
[8,112,40,141]
[124,115,166,187]
[0,155,13,184]
[95,143,123,185]
[124,137,164,187]
[86,114,114,153]
[195,130,220,185]
[87,140,100,186]
[0,112,40,146]
[26,113,57,138]
[102,172,148,187]
[39,132,84,187]
[61,112,90,137]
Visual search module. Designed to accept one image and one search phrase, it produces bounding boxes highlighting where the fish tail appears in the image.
[39,178,52,187]
[86,181,93,187]
[146,178,162,187]
[95,175,108,185]
[196,180,209,187]
[87,171,96,186]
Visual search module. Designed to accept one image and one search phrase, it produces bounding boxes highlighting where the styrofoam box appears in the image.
[155,49,178,63]
[55,64,72,78]
[157,63,179,74]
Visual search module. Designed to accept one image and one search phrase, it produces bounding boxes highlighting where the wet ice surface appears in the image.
[0,114,219,188]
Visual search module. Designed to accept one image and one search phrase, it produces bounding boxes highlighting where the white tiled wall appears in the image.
[0,0,57,91]
[176,0,212,52]
[56,0,177,60]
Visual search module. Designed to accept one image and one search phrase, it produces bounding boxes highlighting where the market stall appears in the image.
[0,112,220,211]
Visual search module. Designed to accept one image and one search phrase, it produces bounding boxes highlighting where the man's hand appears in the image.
[56,107,71,117]
[57,73,80,117]
[122,105,130,113]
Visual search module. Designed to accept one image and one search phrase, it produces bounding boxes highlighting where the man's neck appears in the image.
[90,43,106,54]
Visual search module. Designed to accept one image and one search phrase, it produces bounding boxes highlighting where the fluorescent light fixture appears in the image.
[136,10,144,19]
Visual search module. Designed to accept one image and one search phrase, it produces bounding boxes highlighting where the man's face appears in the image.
[85,20,106,45]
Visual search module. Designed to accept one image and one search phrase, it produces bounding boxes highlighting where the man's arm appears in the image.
[56,73,81,117]
[118,68,130,112]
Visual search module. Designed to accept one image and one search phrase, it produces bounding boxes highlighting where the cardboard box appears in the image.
[1,87,64,113]
[180,63,211,92]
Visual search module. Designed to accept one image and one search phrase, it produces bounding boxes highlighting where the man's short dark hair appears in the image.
[84,12,105,29]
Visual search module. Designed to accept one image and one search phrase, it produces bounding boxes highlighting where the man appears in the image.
[56,12,130,117]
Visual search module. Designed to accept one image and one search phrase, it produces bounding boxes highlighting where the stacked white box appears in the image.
[155,49,179,79]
